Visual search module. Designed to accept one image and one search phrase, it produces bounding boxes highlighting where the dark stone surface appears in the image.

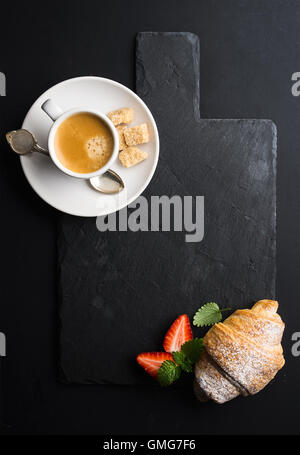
[58,32,276,385]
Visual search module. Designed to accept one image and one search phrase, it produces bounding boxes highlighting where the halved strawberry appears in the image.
[163,314,193,353]
[136,352,174,378]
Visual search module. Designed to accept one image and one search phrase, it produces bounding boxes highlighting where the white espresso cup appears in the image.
[41,99,119,179]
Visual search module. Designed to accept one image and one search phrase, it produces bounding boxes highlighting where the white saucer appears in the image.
[21,76,159,217]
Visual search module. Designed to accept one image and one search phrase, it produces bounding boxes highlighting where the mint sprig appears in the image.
[157,360,181,387]
[172,351,193,373]
[181,338,204,363]
[158,337,204,386]
[193,302,231,327]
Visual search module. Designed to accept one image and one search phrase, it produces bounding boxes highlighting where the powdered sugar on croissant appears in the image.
[194,300,285,404]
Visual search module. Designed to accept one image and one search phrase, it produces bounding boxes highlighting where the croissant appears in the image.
[194,300,285,404]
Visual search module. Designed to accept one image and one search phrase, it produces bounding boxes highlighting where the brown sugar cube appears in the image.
[123,123,149,147]
[116,125,128,151]
[119,147,148,168]
[107,108,134,126]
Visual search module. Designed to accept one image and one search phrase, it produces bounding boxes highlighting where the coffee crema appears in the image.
[54,112,113,173]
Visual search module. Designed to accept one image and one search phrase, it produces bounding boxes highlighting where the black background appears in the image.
[0,0,299,435]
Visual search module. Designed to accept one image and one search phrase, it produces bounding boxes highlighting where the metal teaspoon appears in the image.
[6,129,125,194]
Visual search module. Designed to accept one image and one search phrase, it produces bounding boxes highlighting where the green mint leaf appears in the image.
[181,338,204,363]
[157,360,181,387]
[193,302,223,327]
[172,351,193,373]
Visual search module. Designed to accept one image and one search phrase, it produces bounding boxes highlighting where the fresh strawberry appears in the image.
[163,314,193,353]
[136,352,174,378]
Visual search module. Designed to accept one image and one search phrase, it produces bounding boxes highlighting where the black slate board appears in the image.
[58,32,276,385]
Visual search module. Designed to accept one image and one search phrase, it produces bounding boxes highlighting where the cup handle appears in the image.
[41,99,63,121]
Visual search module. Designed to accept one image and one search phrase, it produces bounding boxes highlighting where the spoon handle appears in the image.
[33,143,49,156]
